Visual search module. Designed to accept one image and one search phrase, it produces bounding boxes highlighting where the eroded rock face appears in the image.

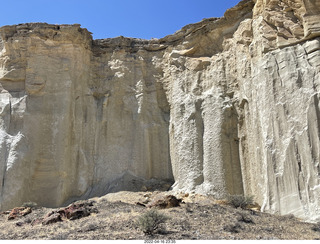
[0,24,172,210]
[0,0,320,221]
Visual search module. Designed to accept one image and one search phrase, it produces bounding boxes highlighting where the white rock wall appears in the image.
[0,0,320,222]
[238,39,320,221]
[0,24,172,210]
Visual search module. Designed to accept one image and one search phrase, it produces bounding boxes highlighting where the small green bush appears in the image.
[137,209,168,235]
[227,194,254,209]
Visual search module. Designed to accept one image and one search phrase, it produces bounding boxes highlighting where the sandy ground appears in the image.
[0,191,319,240]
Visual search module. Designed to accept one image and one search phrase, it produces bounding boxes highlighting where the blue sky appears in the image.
[0,0,240,40]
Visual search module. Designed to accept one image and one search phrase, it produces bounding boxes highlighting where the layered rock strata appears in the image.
[0,0,319,221]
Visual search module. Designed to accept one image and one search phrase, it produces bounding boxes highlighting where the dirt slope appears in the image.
[0,191,319,240]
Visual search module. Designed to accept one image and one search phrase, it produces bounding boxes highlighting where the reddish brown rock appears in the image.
[7,207,32,220]
[42,212,62,225]
[147,195,181,209]
[38,201,97,225]
[58,202,91,220]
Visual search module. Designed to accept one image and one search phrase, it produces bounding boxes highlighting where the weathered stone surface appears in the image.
[41,212,62,225]
[7,207,31,220]
[0,23,172,211]
[39,200,97,225]
[0,0,320,222]
[147,195,182,209]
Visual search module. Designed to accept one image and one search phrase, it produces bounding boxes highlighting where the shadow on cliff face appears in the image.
[101,172,174,194]
[222,100,244,196]
[62,172,174,208]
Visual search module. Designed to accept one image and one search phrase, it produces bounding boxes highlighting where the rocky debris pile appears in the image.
[136,195,182,209]
[1,200,98,226]
[37,201,98,225]
[147,195,182,209]
[3,207,32,220]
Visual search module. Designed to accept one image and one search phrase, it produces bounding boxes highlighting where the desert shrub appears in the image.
[137,209,168,235]
[22,202,38,208]
[237,212,255,224]
[312,222,320,232]
[223,222,242,233]
[50,233,68,240]
[227,194,254,209]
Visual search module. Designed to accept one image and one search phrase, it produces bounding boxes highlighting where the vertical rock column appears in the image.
[166,53,243,198]
[239,39,320,220]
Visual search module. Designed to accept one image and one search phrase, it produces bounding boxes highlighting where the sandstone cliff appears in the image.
[0,0,319,222]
